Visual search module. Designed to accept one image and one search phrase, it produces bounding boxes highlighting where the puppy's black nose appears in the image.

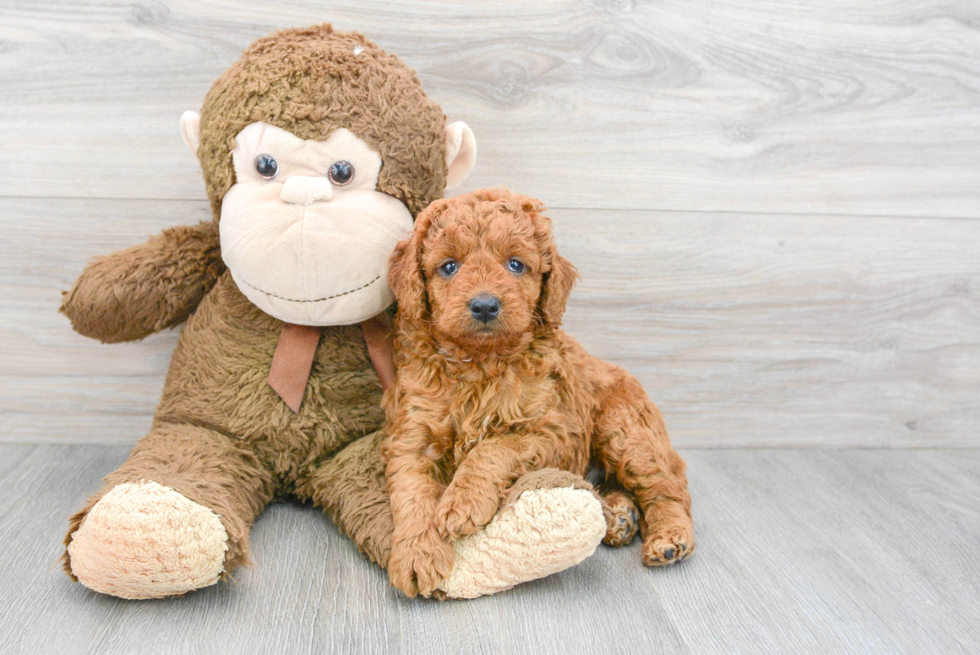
[469,294,500,323]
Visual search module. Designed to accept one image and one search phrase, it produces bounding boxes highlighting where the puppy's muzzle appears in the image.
[469,294,500,323]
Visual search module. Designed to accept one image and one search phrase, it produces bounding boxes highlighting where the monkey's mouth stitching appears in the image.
[239,275,381,303]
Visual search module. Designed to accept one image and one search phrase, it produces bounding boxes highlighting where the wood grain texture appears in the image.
[3,3,977,651]
[0,0,978,217]
[0,444,976,654]
[2,198,977,447]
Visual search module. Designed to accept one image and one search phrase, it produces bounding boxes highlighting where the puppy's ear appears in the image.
[388,202,441,324]
[536,216,579,327]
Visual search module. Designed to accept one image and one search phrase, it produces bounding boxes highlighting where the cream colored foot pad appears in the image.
[440,486,606,599]
[67,480,228,600]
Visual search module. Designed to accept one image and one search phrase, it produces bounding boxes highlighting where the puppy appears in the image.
[382,188,694,598]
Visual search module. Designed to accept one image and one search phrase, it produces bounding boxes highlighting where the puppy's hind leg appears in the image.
[588,466,640,546]
[597,480,641,548]
[592,375,694,566]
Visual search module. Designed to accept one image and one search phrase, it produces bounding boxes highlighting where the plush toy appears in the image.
[59,25,607,600]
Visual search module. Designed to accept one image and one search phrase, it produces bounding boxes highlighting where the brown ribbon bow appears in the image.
[267,313,395,413]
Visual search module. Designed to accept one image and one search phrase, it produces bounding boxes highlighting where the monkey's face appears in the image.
[219,122,414,326]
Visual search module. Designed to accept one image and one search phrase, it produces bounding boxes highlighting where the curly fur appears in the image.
[381,188,696,598]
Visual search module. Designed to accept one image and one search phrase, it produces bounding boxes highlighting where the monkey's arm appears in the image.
[60,221,223,343]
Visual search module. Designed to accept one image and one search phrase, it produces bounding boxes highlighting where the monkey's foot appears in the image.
[67,480,229,599]
[438,470,606,599]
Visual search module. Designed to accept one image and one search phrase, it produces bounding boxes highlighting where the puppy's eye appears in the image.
[438,260,458,278]
[255,154,279,179]
[507,258,526,274]
[328,160,354,186]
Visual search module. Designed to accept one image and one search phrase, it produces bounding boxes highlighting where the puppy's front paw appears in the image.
[435,480,501,539]
[415,531,455,598]
[388,529,455,599]
[387,543,420,598]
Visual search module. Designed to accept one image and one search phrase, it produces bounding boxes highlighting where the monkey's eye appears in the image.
[438,260,458,278]
[507,258,526,274]
[328,160,354,186]
[254,154,279,179]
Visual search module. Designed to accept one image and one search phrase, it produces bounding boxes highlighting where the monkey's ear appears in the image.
[180,111,202,159]
[444,121,477,190]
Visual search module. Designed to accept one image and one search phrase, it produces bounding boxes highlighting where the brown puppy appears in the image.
[382,188,694,598]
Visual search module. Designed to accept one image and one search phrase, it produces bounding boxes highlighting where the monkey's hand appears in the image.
[60,221,223,343]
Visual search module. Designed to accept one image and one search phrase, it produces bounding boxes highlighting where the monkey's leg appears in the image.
[437,469,607,599]
[308,430,394,569]
[64,423,275,599]
[593,375,695,566]
[310,437,606,600]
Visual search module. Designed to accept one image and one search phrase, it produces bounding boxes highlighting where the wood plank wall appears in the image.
[1,1,977,447]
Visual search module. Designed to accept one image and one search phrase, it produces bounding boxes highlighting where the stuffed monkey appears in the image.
[60,25,608,600]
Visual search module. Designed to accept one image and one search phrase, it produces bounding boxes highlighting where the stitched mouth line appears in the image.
[239,274,381,303]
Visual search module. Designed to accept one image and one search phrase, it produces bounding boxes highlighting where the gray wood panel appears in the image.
[0,444,976,654]
[3,198,977,448]
[1,0,978,217]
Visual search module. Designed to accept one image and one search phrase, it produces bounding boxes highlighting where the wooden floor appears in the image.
[0,444,977,654]
[1,1,978,654]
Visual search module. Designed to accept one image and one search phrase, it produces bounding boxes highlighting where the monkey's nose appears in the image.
[469,294,500,323]
[280,176,334,205]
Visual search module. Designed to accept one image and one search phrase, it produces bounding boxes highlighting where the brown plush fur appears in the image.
[61,26,454,582]
[382,189,695,597]
[64,273,391,577]
[61,221,223,343]
[198,24,448,220]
